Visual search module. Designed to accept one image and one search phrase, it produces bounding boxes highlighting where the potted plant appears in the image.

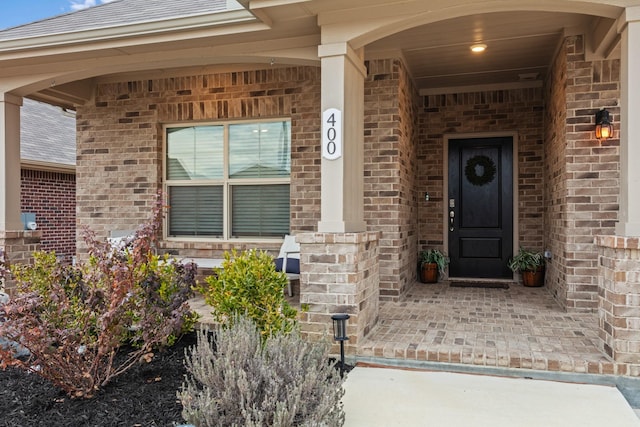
[507,247,545,287]
[419,249,449,283]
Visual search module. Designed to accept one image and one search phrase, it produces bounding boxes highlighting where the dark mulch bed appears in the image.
[0,332,353,427]
[0,333,197,427]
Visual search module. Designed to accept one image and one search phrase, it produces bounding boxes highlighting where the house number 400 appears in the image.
[322,108,342,160]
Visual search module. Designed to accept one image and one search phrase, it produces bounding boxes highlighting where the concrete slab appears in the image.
[343,367,640,427]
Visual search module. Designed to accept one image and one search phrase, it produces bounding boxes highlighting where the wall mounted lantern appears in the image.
[331,313,350,375]
[595,109,613,140]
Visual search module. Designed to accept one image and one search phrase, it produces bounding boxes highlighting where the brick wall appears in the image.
[76,67,322,256]
[545,35,620,311]
[79,63,420,303]
[596,236,640,365]
[20,169,76,263]
[364,59,419,300]
[0,230,41,294]
[418,88,545,261]
[297,231,380,354]
[544,36,569,306]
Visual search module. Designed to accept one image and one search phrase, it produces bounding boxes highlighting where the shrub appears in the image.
[178,315,345,427]
[0,198,198,398]
[197,249,297,337]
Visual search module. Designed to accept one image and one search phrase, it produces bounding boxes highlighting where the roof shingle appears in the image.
[0,0,239,41]
[21,98,76,166]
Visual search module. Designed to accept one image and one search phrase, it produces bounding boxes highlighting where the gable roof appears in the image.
[21,99,76,170]
[0,0,243,42]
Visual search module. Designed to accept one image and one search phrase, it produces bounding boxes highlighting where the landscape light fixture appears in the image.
[331,313,350,375]
[595,109,613,140]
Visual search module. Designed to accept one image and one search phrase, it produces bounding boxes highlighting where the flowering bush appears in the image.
[0,199,197,398]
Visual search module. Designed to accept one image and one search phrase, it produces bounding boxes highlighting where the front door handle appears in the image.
[449,210,455,231]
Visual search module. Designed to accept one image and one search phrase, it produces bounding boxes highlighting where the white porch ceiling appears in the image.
[365,11,618,94]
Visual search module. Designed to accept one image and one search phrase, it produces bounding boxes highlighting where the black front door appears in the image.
[448,137,513,278]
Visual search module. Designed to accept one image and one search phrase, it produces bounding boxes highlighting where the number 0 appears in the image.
[327,141,336,155]
[322,108,342,160]
[326,127,336,142]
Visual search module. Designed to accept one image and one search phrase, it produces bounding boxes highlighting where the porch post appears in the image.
[616,9,640,236]
[317,42,367,233]
[0,93,23,232]
[0,93,41,294]
[297,41,379,357]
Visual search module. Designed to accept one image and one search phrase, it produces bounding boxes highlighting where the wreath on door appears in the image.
[464,155,496,186]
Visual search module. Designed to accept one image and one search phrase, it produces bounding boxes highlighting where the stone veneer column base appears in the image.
[0,230,42,295]
[297,231,380,356]
[596,235,640,364]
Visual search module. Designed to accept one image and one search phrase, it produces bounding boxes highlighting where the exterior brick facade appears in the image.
[597,235,640,364]
[0,230,41,294]
[545,35,620,311]
[76,67,322,257]
[78,63,419,302]
[544,35,570,309]
[297,231,380,353]
[20,169,76,263]
[364,59,419,300]
[73,36,626,357]
[419,88,545,265]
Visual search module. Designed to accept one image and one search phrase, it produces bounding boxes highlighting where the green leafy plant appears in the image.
[419,249,449,276]
[0,196,197,398]
[178,315,345,427]
[197,249,297,338]
[507,247,545,272]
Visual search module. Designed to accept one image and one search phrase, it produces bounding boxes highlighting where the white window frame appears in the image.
[163,118,291,242]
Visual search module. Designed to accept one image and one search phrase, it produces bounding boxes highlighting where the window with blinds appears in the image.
[165,120,291,239]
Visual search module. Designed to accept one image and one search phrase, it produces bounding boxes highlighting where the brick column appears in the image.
[0,230,42,295]
[596,235,640,363]
[297,231,380,355]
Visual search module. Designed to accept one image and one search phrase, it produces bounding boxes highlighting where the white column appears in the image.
[616,10,640,236]
[0,93,23,231]
[317,42,367,233]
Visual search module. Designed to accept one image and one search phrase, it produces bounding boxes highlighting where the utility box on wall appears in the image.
[20,212,37,230]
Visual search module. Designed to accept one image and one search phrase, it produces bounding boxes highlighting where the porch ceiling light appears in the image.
[470,43,487,53]
[595,109,613,140]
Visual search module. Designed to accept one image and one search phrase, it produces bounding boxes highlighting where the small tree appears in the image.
[197,249,297,337]
[0,196,198,398]
[179,316,345,427]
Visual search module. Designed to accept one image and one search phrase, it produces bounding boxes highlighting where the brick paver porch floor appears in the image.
[357,281,637,376]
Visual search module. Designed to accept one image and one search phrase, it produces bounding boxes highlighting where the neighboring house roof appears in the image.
[21,98,76,171]
[0,0,242,41]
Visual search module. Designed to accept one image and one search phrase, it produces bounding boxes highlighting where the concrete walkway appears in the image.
[342,366,640,427]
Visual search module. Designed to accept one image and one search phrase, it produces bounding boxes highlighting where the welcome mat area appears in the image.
[449,281,510,289]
